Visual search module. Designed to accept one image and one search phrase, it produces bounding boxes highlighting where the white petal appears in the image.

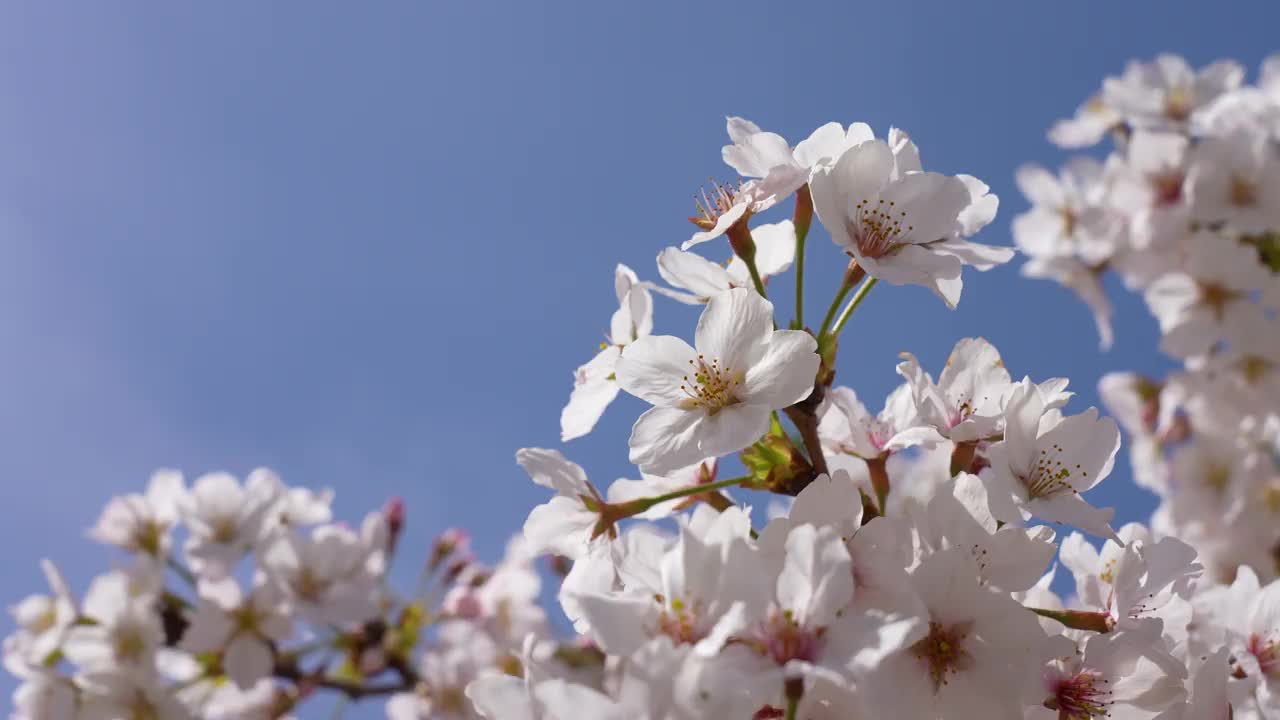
[515,448,592,496]
[792,122,849,169]
[1039,408,1120,492]
[615,334,698,407]
[865,244,963,307]
[693,288,774,370]
[467,676,536,720]
[572,592,653,655]
[224,633,272,689]
[656,247,732,299]
[560,348,621,441]
[929,237,1014,270]
[788,470,863,531]
[1015,164,1066,207]
[881,172,969,244]
[740,330,818,407]
[726,116,763,144]
[729,220,796,281]
[1027,492,1118,541]
[811,141,895,252]
[724,131,794,179]
[628,405,707,476]
[523,496,595,559]
[1002,379,1044,478]
[695,406,772,464]
[778,524,853,627]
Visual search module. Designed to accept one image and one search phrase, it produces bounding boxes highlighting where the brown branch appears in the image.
[273,655,418,701]
[783,382,829,491]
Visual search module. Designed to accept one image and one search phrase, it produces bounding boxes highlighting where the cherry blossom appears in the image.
[8,54,1280,720]
[615,288,818,474]
[984,379,1122,541]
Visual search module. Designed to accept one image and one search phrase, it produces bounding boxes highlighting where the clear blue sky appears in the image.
[1,2,1276,714]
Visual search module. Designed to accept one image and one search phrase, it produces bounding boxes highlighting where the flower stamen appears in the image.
[847,198,913,258]
[691,179,747,230]
[1047,669,1112,718]
[911,621,972,690]
[1022,444,1086,499]
[680,355,743,414]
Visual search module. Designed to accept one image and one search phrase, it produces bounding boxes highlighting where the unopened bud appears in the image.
[383,497,405,556]
[843,259,865,288]
[428,528,470,572]
[726,220,757,263]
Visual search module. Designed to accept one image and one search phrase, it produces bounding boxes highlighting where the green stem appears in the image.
[818,282,852,338]
[830,277,878,337]
[745,256,768,299]
[785,697,798,720]
[634,474,753,511]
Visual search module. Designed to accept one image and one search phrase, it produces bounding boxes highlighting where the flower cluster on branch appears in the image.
[7,51,1280,720]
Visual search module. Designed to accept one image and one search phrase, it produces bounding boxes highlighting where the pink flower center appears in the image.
[655,595,706,646]
[911,621,972,690]
[1248,632,1280,678]
[847,198,912,258]
[1151,171,1184,206]
[757,610,823,666]
[1047,669,1112,718]
[866,420,894,451]
[944,393,977,430]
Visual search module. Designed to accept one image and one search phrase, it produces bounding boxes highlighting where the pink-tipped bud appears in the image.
[384,497,405,535]
[428,528,471,572]
[383,497,405,556]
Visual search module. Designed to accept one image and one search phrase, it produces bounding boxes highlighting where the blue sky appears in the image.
[1,2,1276,714]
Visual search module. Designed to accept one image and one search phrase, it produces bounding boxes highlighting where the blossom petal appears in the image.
[1002,379,1044,478]
[881,171,969,244]
[730,220,796,280]
[693,288,774,370]
[523,496,595,559]
[811,140,895,252]
[1027,492,1119,542]
[224,633,272,689]
[740,330,818,407]
[560,347,622,441]
[516,448,592,496]
[616,335,698,407]
[792,122,848,169]
[656,247,731,299]
[1015,164,1066,207]
[627,405,706,475]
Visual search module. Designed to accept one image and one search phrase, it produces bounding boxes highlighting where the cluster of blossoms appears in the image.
[8,53,1280,720]
[1014,53,1280,585]
[4,471,563,718]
